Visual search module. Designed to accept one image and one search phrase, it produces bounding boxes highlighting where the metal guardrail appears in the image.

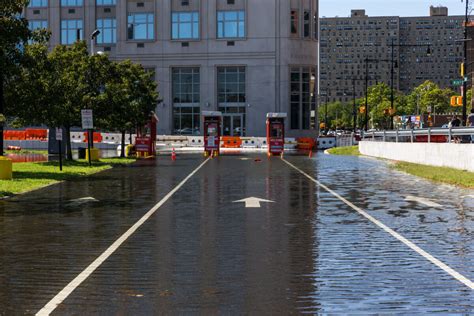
[361,127,474,143]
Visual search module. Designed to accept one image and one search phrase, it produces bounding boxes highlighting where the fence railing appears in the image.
[361,127,474,143]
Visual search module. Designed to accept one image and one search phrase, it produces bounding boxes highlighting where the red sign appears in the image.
[135,137,151,153]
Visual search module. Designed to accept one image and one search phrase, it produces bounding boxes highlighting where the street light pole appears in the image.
[352,79,357,132]
[463,0,469,125]
[325,82,329,133]
[365,58,369,131]
[0,70,4,157]
[390,38,395,130]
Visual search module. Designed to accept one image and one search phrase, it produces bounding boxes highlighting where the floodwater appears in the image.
[0,153,473,314]
[6,153,48,163]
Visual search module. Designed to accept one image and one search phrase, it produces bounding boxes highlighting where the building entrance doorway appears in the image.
[222,114,244,136]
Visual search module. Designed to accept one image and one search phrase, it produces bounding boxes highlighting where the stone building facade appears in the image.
[24,0,319,137]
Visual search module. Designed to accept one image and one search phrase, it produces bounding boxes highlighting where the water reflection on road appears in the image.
[0,153,473,314]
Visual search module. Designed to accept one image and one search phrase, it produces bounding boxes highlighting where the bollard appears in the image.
[0,157,13,180]
[428,128,431,143]
[171,148,176,161]
[86,148,100,162]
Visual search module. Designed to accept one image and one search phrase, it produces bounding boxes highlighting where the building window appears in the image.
[127,13,154,40]
[96,18,116,44]
[303,11,310,38]
[217,66,246,104]
[172,12,199,40]
[290,67,315,130]
[28,20,48,43]
[61,0,83,6]
[217,11,245,38]
[291,10,298,35]
[61,19,83,45]
[97,0,116,5]
[28,0,47,7]
[172,67,201,135]
[28,20,48,31]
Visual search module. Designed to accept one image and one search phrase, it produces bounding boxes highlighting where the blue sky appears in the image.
[320,0,467,17]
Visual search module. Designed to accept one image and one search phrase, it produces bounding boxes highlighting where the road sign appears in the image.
[81,109,94,129]
[427,106,432,113]
[55,128,63,141]
[452,79,463,87]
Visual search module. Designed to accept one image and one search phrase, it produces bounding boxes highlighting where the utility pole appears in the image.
[463,0,469,125]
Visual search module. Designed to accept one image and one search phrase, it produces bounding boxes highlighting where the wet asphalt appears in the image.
[0,153,473,314]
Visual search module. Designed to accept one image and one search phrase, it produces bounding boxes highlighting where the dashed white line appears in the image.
[36,158,210,316]
[405,195,442,208]
[282,158,474,291]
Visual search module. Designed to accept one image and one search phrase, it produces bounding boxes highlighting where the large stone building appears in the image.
[24,0,319,137]
[320,7,464,103]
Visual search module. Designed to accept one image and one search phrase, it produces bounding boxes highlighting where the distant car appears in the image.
[441,124,449,129]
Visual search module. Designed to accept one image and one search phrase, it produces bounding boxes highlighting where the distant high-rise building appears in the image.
[320,7,464,103]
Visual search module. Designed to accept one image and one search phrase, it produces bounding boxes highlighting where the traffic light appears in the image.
[319,122,326,129]
[461,62,465,77]
[359,106,366,114]
[451,96,463,107]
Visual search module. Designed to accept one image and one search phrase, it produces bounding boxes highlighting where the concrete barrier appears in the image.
[359,141,474,172]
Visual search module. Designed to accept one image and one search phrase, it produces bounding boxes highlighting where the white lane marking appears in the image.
[282,158,474,291]
[233,197,275,208]
[405,196,442,208]
[36,158,210,316]
[68,197,99,206]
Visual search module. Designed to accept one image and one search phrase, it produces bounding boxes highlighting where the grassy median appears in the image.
[0,158,136,198]
[326,146,360,156]
[392,161,474,188]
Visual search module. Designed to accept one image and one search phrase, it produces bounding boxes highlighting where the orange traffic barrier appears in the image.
[25,128,48,141]
[297,137,316,150]
[221,136,242,148]
[4,130,26,140]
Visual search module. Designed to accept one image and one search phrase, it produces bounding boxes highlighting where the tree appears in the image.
[7,40,159,159]
[97,60,158,157]
[0,0,32,156]
[404,81,453,116]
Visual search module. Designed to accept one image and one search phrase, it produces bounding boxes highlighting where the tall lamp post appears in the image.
[390,38,431,129]
[462,0,470,125]
[88,29,101,151]
[363,57,392,131]
[324,82,329,133]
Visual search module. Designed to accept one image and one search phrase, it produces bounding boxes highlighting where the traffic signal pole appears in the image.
[462,0,469,125]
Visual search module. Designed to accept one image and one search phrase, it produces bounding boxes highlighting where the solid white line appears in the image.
[282,158,474,291]
[36,158,210,316]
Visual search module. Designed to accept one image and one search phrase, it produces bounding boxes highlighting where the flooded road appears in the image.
[0,153,473,314]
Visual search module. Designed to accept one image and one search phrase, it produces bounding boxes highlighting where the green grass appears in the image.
[326,146,360,156]
[0,158,136,198]
[393,161,474,188]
